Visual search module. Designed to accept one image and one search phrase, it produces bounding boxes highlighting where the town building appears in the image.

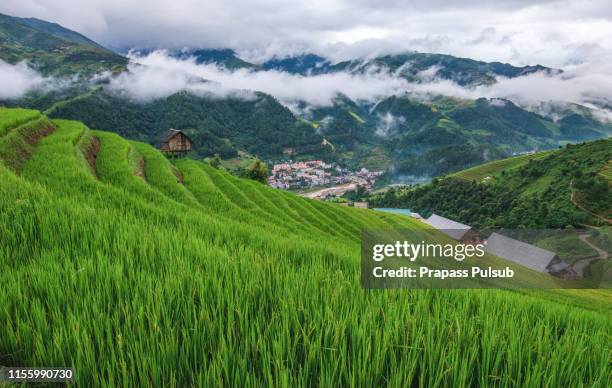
[268,159,383,191]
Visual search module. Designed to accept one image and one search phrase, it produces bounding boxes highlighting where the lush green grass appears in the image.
[451,151,552,181]
[0,107,41,136]
[1,109,611,386]
[0,111,54,172]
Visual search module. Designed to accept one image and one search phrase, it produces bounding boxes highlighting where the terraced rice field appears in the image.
[451,151,553,181]
[0,109,611,386]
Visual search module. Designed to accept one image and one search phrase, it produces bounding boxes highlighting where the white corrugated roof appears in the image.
[484,232,558,272]
[424,214,471,240]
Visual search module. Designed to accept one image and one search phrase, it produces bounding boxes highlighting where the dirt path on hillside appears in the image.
[572,233,609,276]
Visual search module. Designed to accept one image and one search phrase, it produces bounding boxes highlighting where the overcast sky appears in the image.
[1,0,611,67]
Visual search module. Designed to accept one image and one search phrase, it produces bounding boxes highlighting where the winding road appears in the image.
[571,234,609,276]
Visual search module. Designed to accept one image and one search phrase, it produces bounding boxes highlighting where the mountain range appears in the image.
[1,13,610,179]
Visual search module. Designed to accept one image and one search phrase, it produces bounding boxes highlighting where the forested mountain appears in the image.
[0,13,127,77]
[299,94,610,175]
[8,16,106,49]
[262,54,333,74]
[173,48,257,69]
[262,52,555,86]
[41,88,327,159]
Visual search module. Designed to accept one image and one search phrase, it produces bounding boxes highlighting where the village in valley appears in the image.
[267,159,384,198]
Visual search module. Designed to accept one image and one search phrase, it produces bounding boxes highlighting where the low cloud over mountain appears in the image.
[0,61,45,99]
[104,51,612,121]
[109,51,408,105]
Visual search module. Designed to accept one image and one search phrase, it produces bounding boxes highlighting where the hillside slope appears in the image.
[41,88,326,159]
[450,151,554,181]
[300,95,611,176]
[374,139,611,228]
[0,13,126,77]
[1,108,611,385]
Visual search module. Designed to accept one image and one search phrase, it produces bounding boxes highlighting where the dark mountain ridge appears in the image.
[0,12,127,77]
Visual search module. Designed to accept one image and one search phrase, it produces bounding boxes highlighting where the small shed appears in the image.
[159,129,193,156]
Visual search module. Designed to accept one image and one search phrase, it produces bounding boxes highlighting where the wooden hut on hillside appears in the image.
[159,129,193,156]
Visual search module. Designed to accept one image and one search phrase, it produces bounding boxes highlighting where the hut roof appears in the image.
[425,214,471,240]
[160,128,192,144]
[484,232,558,272]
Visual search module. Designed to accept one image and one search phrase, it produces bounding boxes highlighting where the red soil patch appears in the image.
[24,125,55,146]
[5,124,56,173]
[85,137,100,177]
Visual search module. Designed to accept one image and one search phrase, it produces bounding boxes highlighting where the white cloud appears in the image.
[0,61,46,99]
[406,61,612,115]
[109,51,409,105]
[375,112,405,137]
[105,50,612,124]
[1,1,611,69]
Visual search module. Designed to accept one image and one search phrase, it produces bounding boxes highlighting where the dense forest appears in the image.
[43,89,328,159]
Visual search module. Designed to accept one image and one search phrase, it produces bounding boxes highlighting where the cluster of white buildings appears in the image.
[268,160,383,190]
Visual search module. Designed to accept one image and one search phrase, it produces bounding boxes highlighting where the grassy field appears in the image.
[450,151,553,181]
[0,108,611,386]
[0,107,40,136]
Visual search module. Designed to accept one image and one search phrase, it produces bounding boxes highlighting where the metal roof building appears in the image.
[424,214,472,240]
[484,232,570,274]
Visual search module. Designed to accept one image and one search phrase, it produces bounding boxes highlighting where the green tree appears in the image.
[244,158,268,183]
[209,153,221,169]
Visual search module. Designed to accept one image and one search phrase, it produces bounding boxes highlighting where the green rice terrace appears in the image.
[450,151,553,181]
[0,108,611,386]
